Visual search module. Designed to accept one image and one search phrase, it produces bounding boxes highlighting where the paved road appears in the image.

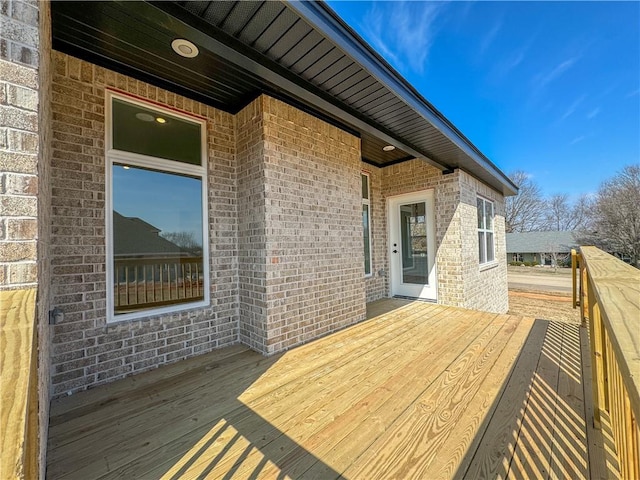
[508,272,573,293]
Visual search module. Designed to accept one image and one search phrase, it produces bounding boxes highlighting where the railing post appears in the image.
[581,261,589,327]
[588,277,602,429]
[601,321,610,411]
[572,249,578,309]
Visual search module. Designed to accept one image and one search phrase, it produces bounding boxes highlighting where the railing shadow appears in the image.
[47,348,343,479]
[48,299,428,479]
[454,318,618,479]
[49,300,622,479]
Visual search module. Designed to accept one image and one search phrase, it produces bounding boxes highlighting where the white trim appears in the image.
[361,172,373,278]
[479,260,499,272]
[105,92,210,324]
[387,190,437,300]
[477,196,495,266]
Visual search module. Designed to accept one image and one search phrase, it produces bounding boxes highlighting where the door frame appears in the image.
[387,190,437,300]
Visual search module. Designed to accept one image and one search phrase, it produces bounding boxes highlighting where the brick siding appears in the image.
[235,96,367,354]
[365,159,508,313]
[459,170,509,313]
[378,159,464,306]
[49,52,238,396]
[1,0,41,288]
[261,96,366,353]
[48,52,368,395]
[236,97,268,351]
[362,165,387,302]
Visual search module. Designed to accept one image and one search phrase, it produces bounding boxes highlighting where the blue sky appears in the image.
[327,1,640,198]
[113,165,203,243]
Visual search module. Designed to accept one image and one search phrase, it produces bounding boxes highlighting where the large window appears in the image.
[362,173,372,276]
[477,196,495,265]
[106,92,208,322]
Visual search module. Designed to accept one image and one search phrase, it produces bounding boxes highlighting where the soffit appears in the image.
[51,0,517,195]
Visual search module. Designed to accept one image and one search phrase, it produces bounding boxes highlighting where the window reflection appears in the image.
[401,202,428,285]
[112,164,204,313]
[112,99,202,165]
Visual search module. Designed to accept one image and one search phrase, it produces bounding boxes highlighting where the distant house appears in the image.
[506,231,580,266]
[113,211,187,259]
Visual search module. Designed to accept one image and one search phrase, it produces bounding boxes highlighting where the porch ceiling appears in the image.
[51,0,518,195]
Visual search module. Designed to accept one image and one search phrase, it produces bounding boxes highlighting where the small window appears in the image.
[107,93,208,322]
[477,197,495,265]
[112,98,202,165]
[362,173,372,276]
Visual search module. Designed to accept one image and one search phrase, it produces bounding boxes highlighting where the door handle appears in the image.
[393,250,398,253]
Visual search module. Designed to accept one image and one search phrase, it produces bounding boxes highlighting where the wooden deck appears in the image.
[47,299,619,479]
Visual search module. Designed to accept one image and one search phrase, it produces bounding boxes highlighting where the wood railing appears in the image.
[572,247,640,478]
[0,288,39,479]
[114,257,204,312]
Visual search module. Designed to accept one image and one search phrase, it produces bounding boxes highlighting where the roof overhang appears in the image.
[51,0,518,196]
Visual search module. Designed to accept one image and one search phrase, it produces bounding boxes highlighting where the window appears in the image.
[106,92,208,322]
[477,196,495,265]
[362,173,372,276]
[512,253,523,263]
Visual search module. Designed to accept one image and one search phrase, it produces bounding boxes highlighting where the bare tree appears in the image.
[570,194,593,231]
[543,240,570,272]
[505,170,545,232]
[160,231,202,252]
[583,165,640,267]
[543,193,592,231]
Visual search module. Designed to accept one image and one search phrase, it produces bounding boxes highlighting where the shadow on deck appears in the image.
[46,299,619,479]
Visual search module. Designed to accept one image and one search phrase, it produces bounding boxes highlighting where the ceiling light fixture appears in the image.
[155,117,167,124]
[382,145,396,152]
[135,112,154,122]
[171,39,199,58]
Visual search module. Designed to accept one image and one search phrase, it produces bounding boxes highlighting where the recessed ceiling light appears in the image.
[171,39,199,58]
[135,112,155,122]
[383,145,396,152]
[155,117,167,124]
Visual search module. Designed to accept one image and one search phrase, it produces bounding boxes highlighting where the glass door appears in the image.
[388,191,436,300]
[400,202,429,285]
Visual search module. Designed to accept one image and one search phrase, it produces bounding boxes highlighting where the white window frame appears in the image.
[105,91,209,323]
[362,172,373,277]
[477,196,496,267]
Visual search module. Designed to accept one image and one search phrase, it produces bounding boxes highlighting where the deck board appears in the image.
[147,306,471,480]
[508,320,562,479]
[47,300,618,479]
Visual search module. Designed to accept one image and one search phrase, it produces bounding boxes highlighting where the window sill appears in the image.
[479,261,500,272]
[107,299,209,324]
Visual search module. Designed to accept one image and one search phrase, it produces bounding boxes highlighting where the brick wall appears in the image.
[0,0,41,287]
[1,0,52,475]
[379,159,464,306]
[261,97,366,353]
[47,53,369,393]
[366,159,508,313]
[459,170,509,313]
[236,97,268,351]
[362,164,387,302]
[49,52,239,396]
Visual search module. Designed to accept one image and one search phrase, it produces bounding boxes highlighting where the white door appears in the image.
[388,190,437,300]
